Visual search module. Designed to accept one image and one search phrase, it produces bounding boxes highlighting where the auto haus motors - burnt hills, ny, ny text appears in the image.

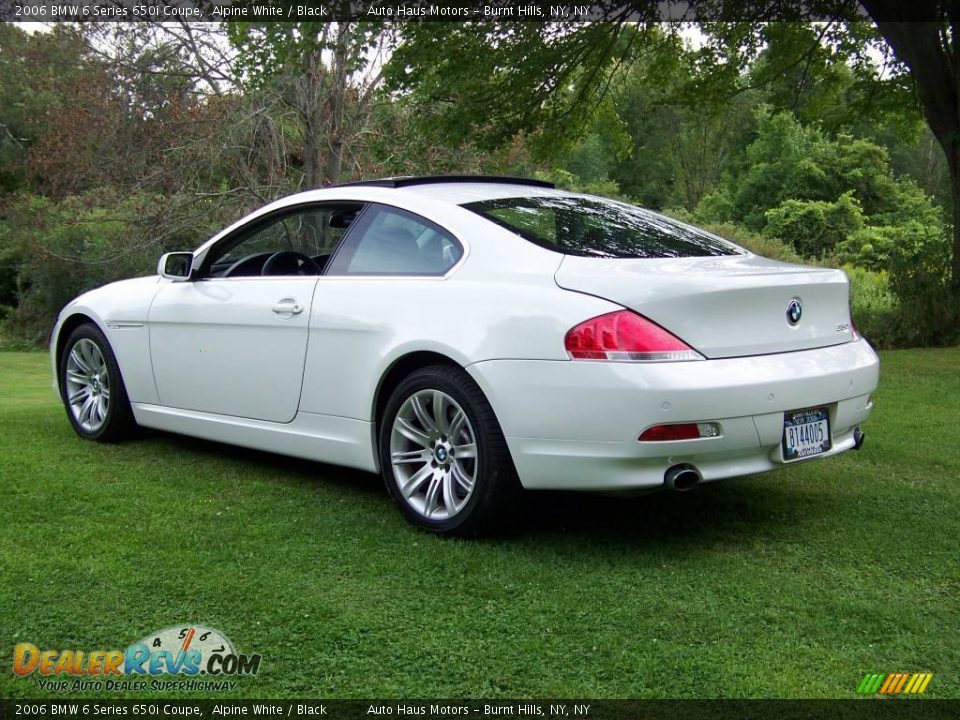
[12,626,262,692]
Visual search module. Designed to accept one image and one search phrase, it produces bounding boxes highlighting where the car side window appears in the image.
[326,205,463,276]
[205,204,362,278]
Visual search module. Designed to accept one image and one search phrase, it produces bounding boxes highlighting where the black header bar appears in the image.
[0,700,959,720]
[1,0,891,24]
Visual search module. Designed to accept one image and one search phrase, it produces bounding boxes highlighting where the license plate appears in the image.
[782,407,831,461]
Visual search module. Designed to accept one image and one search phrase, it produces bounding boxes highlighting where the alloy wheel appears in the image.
[389,389,478,520]
[65,338,111,433]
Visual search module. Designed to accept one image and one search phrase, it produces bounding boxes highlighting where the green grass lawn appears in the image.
[1,349,958,699]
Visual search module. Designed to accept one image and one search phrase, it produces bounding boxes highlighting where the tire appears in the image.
[59,323,137,442]
[379,365,521,536]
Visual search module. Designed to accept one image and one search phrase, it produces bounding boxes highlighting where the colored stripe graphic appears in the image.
[904,674,920,693]
[858,673,932,695]
[893,674,909,693]
[879,674,896,693]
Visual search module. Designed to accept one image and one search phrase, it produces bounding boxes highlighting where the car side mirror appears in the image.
[158,252,194,281]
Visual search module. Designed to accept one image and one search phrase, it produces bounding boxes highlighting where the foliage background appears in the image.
[1,20,958,349]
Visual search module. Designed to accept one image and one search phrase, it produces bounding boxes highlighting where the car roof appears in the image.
[333,175,569,205]
[394,181,570,205]
[336,175,555,190]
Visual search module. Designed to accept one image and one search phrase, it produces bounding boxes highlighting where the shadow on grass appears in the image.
[515,480,812,541]
[127,427,384,495]
[126,427,823,553]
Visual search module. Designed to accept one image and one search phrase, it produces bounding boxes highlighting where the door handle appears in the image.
[272,299,304,316]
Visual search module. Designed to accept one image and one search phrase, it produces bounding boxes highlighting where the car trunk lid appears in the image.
[555,253,855,359]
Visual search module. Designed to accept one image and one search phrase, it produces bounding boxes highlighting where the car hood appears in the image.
[61,275,163,323]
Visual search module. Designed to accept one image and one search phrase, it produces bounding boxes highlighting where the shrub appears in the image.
[0,189,227,345]
[843,265,898,347]
[886,222,952,301]
[693,186,736,224]
[837,225,899,272]
[763,192,864,259]
[694,221,808,264]
[846,265,896,314]
[534,168,627,201]
[843,260,960,348]
[730,110,942,233]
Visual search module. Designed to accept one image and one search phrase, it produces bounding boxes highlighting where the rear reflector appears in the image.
[564,310,703,362]
[639,422,721,442]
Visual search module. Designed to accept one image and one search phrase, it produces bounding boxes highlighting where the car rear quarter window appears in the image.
[464,195,741,258]
[327,205,463,276]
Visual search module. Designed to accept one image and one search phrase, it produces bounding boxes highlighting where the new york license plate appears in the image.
[782,407,831,461]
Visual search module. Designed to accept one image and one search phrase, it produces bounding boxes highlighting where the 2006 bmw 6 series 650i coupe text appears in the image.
[51,176,879,535]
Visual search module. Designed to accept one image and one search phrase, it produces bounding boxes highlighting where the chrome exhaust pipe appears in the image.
[664,464,702,492]
[853,426,865,450]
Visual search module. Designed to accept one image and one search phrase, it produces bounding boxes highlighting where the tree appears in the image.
[228,23,392,188]
[385,21,671,160]
[0,24,277,343]
[683,15,958,289]
[0,25,102,195]
[387,12,958,288]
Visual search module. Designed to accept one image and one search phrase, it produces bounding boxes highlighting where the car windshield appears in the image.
[463,195,741,259]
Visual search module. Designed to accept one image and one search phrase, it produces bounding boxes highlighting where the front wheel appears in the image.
[379,365,520,536]
[60,323,136,442]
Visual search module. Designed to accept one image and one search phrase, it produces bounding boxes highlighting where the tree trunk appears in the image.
[950,148,960,291]
[323,137,343,186]
[287,22,379,188]
[302,110,324,189]
[298,44,326,190]
[320,25,350,187]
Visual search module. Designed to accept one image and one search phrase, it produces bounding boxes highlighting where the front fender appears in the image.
[50,276,165,404]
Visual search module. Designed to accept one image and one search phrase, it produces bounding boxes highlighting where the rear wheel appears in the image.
[379,365,520,536]
[60,323,136,442]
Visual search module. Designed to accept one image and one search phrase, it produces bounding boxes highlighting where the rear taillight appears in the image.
[564,310,703,362]
[851,319,860,340]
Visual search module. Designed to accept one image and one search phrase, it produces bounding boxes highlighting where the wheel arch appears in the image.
[371,350,513,474]
[371,351,459,462]
[54,312,101,393]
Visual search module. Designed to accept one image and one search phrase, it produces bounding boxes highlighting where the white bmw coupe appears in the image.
[51,177,879,534]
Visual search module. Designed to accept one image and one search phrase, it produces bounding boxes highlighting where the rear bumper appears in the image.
[466,339,879,490]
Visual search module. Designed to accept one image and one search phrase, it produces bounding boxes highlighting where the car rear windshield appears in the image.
[463,195,741,258]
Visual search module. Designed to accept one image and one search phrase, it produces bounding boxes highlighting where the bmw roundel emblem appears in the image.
[786,298,802,326]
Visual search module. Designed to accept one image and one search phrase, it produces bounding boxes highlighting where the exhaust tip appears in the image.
[853,426,865,450]
[664,463,702,492]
